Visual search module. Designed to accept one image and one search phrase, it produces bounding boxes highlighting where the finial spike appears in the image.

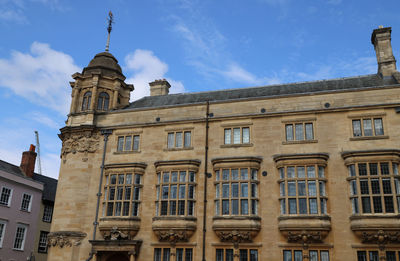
[105,11,114,52]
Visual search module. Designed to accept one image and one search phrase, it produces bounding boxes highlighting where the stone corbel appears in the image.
[47,231,87,248]
[215,230,256,248]
[286,230,326,245]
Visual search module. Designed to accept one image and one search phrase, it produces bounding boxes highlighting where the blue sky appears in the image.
[0,0,399,179]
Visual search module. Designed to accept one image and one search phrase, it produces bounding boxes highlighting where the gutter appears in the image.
[202,101,210,261]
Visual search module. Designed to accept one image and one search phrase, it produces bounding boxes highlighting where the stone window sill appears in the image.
[220,143,253,148]
[282,140,318,145]
[164,147,194,151]
[349,135,389,141]
[113,150,141,155]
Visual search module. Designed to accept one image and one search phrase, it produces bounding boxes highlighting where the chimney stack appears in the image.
[20,144,37,178]
[371,26,397,77]
[149,79,171,96]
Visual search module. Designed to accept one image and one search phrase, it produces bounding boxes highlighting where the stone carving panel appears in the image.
[361,230,400,245]
[61,132,100,156]
[47,231,87,248]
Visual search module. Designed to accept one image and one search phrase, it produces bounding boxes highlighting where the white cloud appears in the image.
[0,8,27,23]
[221,63,281,86]
[327,0,342,5]
[124,49,185,100]
[0,42,81,114]
[30,111,62,129]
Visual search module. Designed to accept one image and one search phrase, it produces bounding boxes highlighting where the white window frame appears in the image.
[0,220,6,248]
[13,223,28,250]
[167,131,192,149]
[20,193,32,212]
[117,134,141,152]
[223,126,250,145]
[0,186,13,207]
[43,204,53,222]
[38,231,49,253]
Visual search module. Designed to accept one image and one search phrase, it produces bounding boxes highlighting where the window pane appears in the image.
[222,200,229,214]
[381,163,390,175]
[360,180,369,194]
[241,183,248,197]
[373,196,382,213]
[286,125,294,141]
[350,180,357,195]
[352,120,361,137]
[163,248,170,261]
[357,251,367,261]
[179,185,186,199]
[222,184,229,198]
[232,169,239,180]
[386,251,396,261]
[297,167,305,178]
[349,165,356,177]
[226,249,234,261]
[216,249,223,261]
[371,179,380,194]
[232,183,239,197]
[240,249,248,261]
[363,119,373,136]
[162,186,169,199]
[393,163,399,175]
[223,169,230,180]
[309,198,317,214]
[242,127,250,143]
[176,132,183,147]
[289,198,297,214]
[358,164,367,175]
[180,171,186,182]
[369,163,378,175]
[280,183,285,196]
[283,250,292,261]
[352,198,359,214]
[185,249,193,261]
[295,124,304,140]
[176,249,183,261]
[374,118,384,135]
[305,123,313,140]
[308,181,316,196]
[369,251,378,261]
[241,199,249,214]
[384,196,394,213]
[216,184,220,198]
[299,198,307,214]
[318,166,325,178]
[178,200,185,215]
[232,199,239,214]
[382,179,392,194]
[117,137,124,151]
[320,198,327,214]
[250,250,258,261]
[319,181,326,196]
[307,166,315,178]
[361,197,371,213]
[224,129,231,144]
[298,181,306,196]
[251,183,257,197]
[309,251,317,261]
[288,182,296,196]
[279,168,285,179]
[167,133,174,148]
[184,131,191,147]
[294,250,303,261]
[233,128,241,144]
[320,251,329,261]
[280,199,286,214]
[133,135,140,151]
[163,172,170,182]
[251,200,258,214]
[170,185,177,199]
[124,136,132,151]
[287,167,295,178]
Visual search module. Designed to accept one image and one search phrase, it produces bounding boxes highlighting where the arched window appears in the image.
[81,91,92,111]
[97,92,110,111]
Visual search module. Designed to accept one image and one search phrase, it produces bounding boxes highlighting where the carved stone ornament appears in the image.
[361,230,400,245]
[103,226,129,240]
[61,132,100,156]
[47,231,87,248]
[155,229,191,244]
[287,230,324,244]
[215,230,253,244]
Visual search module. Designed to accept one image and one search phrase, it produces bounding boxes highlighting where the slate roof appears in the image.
[126,74,399,110]
[33,173,58,202]
[0,159,57,202]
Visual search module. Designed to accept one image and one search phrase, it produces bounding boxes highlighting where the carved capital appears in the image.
[47,231,87,248]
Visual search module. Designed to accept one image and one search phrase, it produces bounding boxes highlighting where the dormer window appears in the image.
[82,91,92,111]
[97,92,110,111]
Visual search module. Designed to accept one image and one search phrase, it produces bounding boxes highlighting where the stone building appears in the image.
[48,26,400,261]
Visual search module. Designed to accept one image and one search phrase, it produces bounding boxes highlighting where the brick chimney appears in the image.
[149,79,171,96]
[371,26,397,77]
[20,144,37,178]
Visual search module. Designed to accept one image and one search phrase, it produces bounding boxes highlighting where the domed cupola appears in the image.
[82,51,124,78]
[66,12,134,127]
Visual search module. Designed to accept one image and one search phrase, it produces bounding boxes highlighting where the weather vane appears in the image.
[105,11,114,52]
